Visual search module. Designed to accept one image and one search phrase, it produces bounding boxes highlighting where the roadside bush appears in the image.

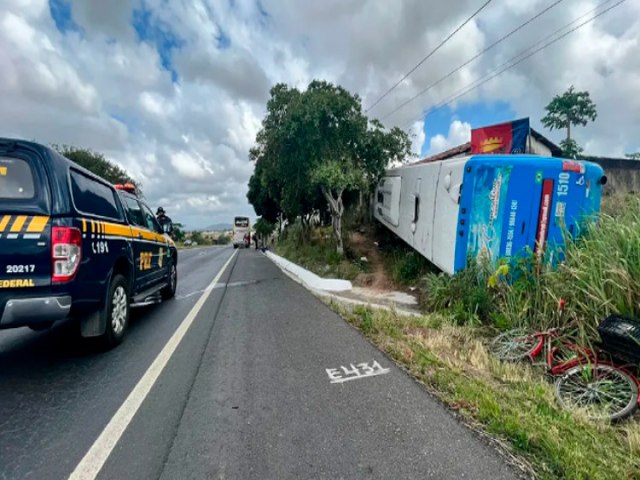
[420,260,496,326]
[375,224,436,286]
[275,224,365,280]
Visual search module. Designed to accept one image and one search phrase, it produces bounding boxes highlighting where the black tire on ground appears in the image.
[489,329,538,362]
[233,244,238,249]
[28,322,54,331]
[162,262,177,300]
[98,274,130,349]
[555,364,639,422]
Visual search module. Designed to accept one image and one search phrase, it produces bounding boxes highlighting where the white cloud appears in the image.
[408,121,426,157]
[426,120,471,156]
[0,0,637,228]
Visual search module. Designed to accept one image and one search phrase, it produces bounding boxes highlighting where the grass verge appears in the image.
[274,223,369,280]
[329,302,640,480]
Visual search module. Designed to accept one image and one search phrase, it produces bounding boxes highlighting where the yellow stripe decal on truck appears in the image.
[80,219,165,243]
[26,216,49,233]
[102,222,134,237]
[0,215,10,232]
[10,215,27,233]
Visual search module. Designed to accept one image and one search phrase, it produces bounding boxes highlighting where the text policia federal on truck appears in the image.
[374,154,606,275]
[0,138,178,348]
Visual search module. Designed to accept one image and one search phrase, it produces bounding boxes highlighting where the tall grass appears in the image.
[375,223,436,286]
[334,303,640,480]
[420,195,640,339]
[275,221,368,280]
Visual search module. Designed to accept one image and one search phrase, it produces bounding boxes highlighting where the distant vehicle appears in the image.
[374,154,606,275]
[232,216,250,249]
[0,138,178,348]
[183,239,193,247]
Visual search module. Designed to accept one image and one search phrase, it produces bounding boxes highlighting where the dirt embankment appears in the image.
[348,228,395,291]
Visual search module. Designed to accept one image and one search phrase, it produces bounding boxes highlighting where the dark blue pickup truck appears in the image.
[0,138,178,348]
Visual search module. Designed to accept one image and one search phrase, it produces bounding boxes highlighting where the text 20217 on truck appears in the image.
[0,138,178,348]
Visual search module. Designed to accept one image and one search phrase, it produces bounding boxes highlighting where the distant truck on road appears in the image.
[232,216,250,248]
[374,154,607,275]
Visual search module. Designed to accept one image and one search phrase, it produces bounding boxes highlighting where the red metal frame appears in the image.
[524,329,640,407]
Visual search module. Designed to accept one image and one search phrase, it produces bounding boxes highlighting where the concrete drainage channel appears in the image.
[264,250,421,316]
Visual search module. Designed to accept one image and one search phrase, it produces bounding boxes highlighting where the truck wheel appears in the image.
[162,262,177,300]
[98,274,130,349]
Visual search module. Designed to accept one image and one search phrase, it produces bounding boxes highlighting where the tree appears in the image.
[247,80,411,255]
[172,222,186,243]
[189,230,205,245]
[541,85,597,157]
[254,217,275,246]
[53,145,140,191]
[625,152,640,160]
[559,138,583,159]
[247,158,281,223]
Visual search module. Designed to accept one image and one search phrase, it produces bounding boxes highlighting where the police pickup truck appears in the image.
[0,138,178,348]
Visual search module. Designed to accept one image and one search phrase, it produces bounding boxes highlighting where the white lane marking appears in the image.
[68,250,237,480]
[326,360,390,384]
[175,284,224,300]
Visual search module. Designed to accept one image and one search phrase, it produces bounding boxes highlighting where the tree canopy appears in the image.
[541,85,597,158]
[247,80,411,253]
[53,145,140,191]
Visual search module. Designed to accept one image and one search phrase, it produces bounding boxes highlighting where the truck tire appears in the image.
[98,274,130,349]
[161,262,177,300]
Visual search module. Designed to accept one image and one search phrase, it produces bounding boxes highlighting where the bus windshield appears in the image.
[234,217,249,228]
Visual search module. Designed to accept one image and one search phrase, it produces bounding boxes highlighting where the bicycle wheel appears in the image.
[555,364,639,422]
[490,329,539,362]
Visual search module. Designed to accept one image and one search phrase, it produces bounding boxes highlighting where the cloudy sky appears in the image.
[1,0,638,229]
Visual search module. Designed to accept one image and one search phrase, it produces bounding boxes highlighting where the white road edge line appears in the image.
[68,250,238,480]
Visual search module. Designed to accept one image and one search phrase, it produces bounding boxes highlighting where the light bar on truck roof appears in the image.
[113,183,137,194]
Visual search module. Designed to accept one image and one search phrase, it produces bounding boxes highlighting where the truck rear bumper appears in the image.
[0,295,72,328]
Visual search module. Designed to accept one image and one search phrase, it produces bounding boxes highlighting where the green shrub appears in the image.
[420,260,497,326]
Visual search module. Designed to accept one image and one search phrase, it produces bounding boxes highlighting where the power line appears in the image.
[365,0,494,113]
[380,0,572,122]
[403,0,624,131]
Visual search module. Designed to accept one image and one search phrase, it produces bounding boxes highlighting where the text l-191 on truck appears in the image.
[0,138,178,348]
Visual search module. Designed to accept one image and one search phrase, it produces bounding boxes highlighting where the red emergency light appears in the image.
[114,183,137,194]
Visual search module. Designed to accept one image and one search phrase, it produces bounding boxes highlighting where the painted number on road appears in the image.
[326,360,390,384]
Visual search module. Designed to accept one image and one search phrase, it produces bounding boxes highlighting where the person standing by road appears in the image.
[156,207,174,238]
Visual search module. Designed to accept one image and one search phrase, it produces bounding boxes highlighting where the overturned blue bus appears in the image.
[374,155,606,275]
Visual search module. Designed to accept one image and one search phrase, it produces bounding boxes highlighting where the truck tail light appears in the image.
[52,226,82,283]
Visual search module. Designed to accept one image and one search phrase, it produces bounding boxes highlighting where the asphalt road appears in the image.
[0,247,521,480]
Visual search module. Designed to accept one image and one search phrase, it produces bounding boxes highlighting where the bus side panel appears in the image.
[432,159,467,274]
[454,158,512,272]
[542,159,604,265]
[456,156,605,272]
[415,164,440,263]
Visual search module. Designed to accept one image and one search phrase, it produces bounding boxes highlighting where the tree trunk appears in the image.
[567,122,571,142]
[321,187,344,256]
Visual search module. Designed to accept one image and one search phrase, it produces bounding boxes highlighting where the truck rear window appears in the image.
[70,169,122,220]
[0,157,35,200]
